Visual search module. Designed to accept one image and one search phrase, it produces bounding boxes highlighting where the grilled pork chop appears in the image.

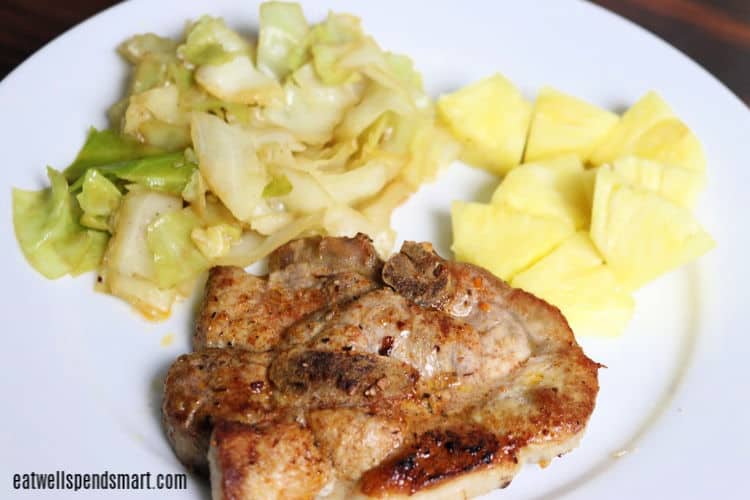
[162,236,600,499]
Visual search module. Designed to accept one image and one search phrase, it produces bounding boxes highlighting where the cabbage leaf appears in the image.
[76,169,122,231]
[13,168,108,278]
[146,208,209,288]
[257,1,309,80]
[63,128,163,182]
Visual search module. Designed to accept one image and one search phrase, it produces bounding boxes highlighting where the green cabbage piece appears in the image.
[262,173,293,198]
[63,128,163,182]
[131,57,169,94]
[65,128,197,195]
[309,12,362,45]
[95,153,197,194]
[76,169,122,231]
[168,61,194,90]
[384,53,423,91]
[118,34,178,64]
[138,120,192,151]
[257,1,309,81]
[146,208,208,288]
[306,13,364,85]
[178,16,250,66]
[13,168,108,279]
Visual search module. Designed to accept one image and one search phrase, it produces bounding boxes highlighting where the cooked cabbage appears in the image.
[13,3,458,320]
[13,168,108,278]
[195,55,283,106]
[190,112,269,221]
[147,208,209,288]
[178,16,250,66]
[257,1,309,80]
[76,169,122,231]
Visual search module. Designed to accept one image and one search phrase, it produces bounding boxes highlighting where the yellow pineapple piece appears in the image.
[589,91,674,166]
[524,87,619,163]
[581,167,598,208]
[490,155,590,229]
[630,118,706,173]
[451,201,574,281]
[512,232,634,337]
[438,74,532,175]
[590,165,715,290]
[590,91,705,173]
[612,156,704,208]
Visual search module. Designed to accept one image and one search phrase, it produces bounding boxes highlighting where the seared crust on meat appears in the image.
[376,241,601,494]
[163,236,601,499]
[194,267,378,351]
[360,425,504,496]
[161,349,274,472]
[208,420,331,500]
[269,349,419,408]
[194,234,383,351]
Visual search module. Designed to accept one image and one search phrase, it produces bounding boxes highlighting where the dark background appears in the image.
[1,0,748,104]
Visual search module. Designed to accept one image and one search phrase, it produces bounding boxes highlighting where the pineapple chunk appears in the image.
[438,74,532,175]
[589,91,673,166]
[490,155,590,229]
[524,87,619,163]
[629,118,706,173]
[590,166,715,290]
[512,232,634,337]
[589,91,705,173]
[451,201,574,280]
[581,167,597,208]
[612,156,704,208]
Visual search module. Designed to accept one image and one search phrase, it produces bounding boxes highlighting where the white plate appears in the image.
[0,1,747,498]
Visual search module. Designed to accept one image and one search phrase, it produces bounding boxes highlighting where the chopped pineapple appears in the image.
[490,155,590,229]
[629,118,706,173]
[612,156,704,208]
[589,91,673,166]
[512,232,634,337]
[590,166,715,290]
[589,91,705,173]
[581,167,598,208]
[524,87,619,163]
[438,74,532,175]
[451,201,574,281]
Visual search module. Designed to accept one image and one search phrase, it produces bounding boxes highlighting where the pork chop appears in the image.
[194,234,383,351]
[162,237,601,499]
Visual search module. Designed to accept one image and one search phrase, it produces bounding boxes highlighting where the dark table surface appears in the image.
[1,0,748,105]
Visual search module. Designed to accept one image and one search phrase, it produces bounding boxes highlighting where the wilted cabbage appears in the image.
[12,2,459,320]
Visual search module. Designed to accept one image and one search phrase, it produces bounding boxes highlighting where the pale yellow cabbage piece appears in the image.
[261,64,365,144]
[191,224,243,260]
[315,155,402,206]
[195,55,283,105]
[102,190,183,319]
[190,112,269,222]
[214,212,323,267]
